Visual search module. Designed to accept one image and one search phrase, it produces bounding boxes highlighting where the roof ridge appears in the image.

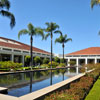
[66,47,100,56]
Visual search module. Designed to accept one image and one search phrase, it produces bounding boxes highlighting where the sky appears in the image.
[0,0,100,55]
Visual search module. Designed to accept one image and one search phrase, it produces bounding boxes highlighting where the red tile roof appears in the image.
[0,37,50,55]
[66,47,100,56]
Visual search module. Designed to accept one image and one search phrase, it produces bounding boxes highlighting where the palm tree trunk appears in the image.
[50,32,52,85]
[62,43,64,63]
[30,35,33,92]
[30,35,33,69]
[51,37,52,69]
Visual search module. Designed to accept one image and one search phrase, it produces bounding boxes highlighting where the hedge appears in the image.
[0,61,22,70]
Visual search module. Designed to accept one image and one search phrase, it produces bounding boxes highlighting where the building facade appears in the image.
[65,47,100,66]
[0,37,51,66]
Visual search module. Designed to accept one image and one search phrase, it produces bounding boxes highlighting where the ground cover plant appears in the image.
[44,65,100,100]
[85,76,100,100]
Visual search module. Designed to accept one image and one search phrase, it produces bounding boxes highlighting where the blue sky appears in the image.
[0,0,100,54]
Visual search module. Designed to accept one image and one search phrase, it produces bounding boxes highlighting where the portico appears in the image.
[65,47,100,66]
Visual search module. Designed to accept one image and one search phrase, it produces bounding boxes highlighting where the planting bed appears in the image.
[44,70,100,100]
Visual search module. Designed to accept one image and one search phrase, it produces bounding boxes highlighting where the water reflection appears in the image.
[0,68,79,97]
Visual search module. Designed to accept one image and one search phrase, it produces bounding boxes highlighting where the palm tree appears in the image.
[18,23,44,69]
[18,23,44,92]
[0,0,15,28]
[91,0,100,8]
[55,31,72,63]
[45,22,59,69]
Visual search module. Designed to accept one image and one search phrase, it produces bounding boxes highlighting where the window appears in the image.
[3,48,12,51]
[23,51,29,53]
[14,50,21,52]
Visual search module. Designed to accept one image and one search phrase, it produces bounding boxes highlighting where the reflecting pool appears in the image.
[0,68,79,97]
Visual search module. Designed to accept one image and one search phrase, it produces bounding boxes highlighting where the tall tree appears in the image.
[0,0,15,28]
[55,31,72,63]
[91,0,100,8]
[18,23,44,69]
[45,22,59,68]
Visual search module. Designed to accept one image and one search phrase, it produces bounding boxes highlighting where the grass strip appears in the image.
[85,76,100,100]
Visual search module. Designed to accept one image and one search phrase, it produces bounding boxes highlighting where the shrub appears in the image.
[68,61,76,66]
[44,91,79,100]
[34,56,42,65]
[25,55,31,66]
[44,69,100,100]
[43,58,49,64]
[48,61,59,68]
[0,61,22,70]
[40,64,49,68]
[54,57,60,63]
[58,63,66,67]
[60,59,65,63]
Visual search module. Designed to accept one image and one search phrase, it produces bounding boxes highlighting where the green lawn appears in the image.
[85,76,100,100]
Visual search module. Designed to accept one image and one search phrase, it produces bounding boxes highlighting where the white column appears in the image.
[76,58,78,66]
[11,54,14,62]
[85,67,88,73]
[85,58,88,65]
[95,58,97,64]
[22,55,24,67]
[76,66,79,74]
[68,58,70,66]
[68,68,70,74]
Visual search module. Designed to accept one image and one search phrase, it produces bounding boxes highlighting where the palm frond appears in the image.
[51,22,59,31]
[0,0,10,10]
[52,22,59,29]
[28,23,34,33]
[98,31,100,35]
[35,27,44,40]
[45,22,59,32]
[18,29,29,39]
[0,10,15,28]
[91,0,100,8]
[55,38,62,44]
[45,22,50,27]
[64,34,67,38]
[45,33,50,40]
[54,30,62,35]
[64,38,72,43]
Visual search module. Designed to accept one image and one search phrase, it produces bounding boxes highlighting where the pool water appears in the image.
[0,69,78,97]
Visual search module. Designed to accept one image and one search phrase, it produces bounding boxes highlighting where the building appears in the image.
[0,37,51,66]
[65,47,100,66]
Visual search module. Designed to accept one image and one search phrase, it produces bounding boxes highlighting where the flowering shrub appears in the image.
[67,76,94,100]
[44,69,100,100]
[45,91,80,100]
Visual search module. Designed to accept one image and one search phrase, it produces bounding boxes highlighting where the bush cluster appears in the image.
[40,64,49,68]
[44,69,100,100]
[58,63,66,67]
[0,61,22,70]
[48,61,59,68]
